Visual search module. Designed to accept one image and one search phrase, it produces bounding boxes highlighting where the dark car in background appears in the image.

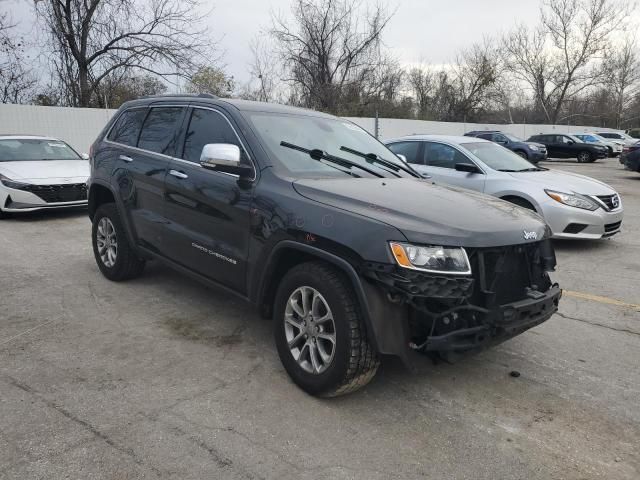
[620,143,640,173]
[464,131,547,163]
[527,134,607,162]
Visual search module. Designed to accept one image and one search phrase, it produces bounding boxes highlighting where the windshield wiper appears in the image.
[517,167,545,172]
[280,141,384,178]
[339,146,420,178]
[497,169,518,172]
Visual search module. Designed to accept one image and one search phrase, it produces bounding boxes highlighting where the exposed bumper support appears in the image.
[415,285,562,352]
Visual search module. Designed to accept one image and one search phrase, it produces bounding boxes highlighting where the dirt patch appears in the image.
[163,317,245,346]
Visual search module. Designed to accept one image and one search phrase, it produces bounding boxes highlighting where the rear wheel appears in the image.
[577,151,592,163]
[92,203,145,281]
[274,261,379,397]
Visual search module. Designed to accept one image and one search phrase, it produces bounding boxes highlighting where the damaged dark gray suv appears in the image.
[88,95,562,397]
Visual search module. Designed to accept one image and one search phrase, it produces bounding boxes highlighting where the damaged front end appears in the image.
[362,240,561,360]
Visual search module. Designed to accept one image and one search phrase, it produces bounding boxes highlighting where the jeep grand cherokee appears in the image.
[88,95,561,397]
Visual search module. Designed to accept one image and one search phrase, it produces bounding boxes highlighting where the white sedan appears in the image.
[385,135,623,239]
[0,135,89,217]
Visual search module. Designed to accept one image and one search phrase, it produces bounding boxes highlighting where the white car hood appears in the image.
[0,160,89,184]
[507,169,616,196]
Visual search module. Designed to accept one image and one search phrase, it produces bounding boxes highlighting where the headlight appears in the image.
[389,242,471,274]
[529,145,539,151]
[545,189,599,211]
[0,174,28,189]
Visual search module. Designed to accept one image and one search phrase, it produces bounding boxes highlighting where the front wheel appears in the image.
[92,203,145,281]
[577,151,592,163]
[515,150,528,159]
[274,261,380,397]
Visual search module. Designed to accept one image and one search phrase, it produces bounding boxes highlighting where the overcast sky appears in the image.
[0,0,565,86]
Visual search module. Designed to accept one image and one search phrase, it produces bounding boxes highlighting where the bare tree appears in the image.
[504,0,628,124]
[245,36,279,102]
[604,36,640,128]
[185,66,234,97]
[448,40,502,120]
[35,0,221,107]
[270,0,393,114]
[0,11,37,103]
[407,66,435,119]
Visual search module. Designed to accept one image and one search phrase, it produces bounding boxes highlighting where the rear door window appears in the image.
[137,107,184,156]
[386,141,421,164]
[423,142,469,169]
[107,108,147,147]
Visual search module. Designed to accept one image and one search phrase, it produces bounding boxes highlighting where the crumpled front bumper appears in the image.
[421,285,562,352]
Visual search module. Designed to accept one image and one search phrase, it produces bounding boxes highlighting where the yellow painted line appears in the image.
[564,290,640,310]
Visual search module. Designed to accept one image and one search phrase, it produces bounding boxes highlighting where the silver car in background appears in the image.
[574,133,623,157]
[0,135,89,217]
[385,135,623,239]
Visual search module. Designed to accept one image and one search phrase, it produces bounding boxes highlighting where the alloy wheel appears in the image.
[96,217,118,268]
[284,286,336,375]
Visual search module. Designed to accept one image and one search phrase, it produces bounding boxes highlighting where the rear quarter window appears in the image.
[107,108,147,146]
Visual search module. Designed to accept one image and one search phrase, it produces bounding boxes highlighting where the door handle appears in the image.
[169,169,188,179]
[119,155,133,162]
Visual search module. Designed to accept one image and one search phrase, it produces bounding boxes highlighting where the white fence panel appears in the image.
[344,117,618,140]
[0,103,623,153]
[0,104,116,153]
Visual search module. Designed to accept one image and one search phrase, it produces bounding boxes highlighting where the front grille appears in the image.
[604,221,622,235]
[14,183,87,203]
[596,194,620,211]
[470,241,553,306]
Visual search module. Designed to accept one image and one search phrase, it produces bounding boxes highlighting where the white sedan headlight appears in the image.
[545,190,599,211]
[389,242,471,274]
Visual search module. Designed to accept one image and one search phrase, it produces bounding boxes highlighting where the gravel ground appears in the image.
[0,157,638,480]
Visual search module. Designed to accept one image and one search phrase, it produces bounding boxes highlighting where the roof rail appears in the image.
[139,93,218,100]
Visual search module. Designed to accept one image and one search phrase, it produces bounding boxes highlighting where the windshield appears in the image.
[0,139,81,162]
[245,112,414,178]
[462,142,537,171]
[504,133,522,142]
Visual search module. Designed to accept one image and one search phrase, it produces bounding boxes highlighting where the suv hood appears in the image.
[293,178,548,248]
[0,160,89,184]
[507,169,616,196]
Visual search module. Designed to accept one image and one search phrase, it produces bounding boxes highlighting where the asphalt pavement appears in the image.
[1,157,638,479]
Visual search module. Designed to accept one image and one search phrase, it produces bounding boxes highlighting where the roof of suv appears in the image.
[122,95,334,119]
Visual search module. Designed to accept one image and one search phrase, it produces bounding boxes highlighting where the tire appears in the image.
[504,196,536,212]
[514,150,528,159]
[577,151,592,163]
[92,203,145,281]
[273,261,379,397]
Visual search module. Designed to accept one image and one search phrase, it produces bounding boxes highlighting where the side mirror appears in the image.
[455,163,482,174]
[200,143,252,177]
[567,140,575,145]
[81,153,89,160]
[396,154,407,163]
